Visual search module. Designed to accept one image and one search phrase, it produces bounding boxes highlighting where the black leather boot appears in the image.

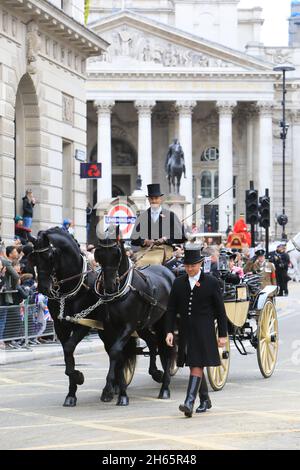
[196,374,212,413]
[196,397,212,413]
[179,375,201,418]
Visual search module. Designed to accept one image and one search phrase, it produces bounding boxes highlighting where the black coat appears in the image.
[22,196,35,218]
[131,207,186,247]
[166,270,228,368]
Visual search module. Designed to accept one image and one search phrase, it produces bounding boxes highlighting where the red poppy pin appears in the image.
[195,281,201,287]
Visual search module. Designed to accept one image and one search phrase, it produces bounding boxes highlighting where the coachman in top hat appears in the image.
[131,184,186,247]
[165,247,228,417]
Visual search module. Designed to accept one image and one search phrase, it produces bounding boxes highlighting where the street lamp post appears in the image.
[273,63,296,240]
[225,205,231,233]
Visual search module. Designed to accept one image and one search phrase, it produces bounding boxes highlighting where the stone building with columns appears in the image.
[86,0,300,236]
[0,0,108,244]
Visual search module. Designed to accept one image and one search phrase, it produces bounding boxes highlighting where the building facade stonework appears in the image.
[1,0,300,240]
[85,0,300,236]
[0,0,108,244]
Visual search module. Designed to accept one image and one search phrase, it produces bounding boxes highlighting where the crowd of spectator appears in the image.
[0,189,294,351]
[0,239,51,350]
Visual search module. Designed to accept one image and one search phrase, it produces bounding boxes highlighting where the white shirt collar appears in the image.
[189,269,201,280]
[150,206,162,214]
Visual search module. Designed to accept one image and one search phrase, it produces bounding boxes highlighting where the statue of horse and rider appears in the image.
[165,139,186,194]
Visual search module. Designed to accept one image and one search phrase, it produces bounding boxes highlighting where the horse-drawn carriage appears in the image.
[30,227,279,407]
[67,242,279,392]
[207,272,278,390]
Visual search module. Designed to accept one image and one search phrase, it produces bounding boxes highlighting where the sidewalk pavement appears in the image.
[0,336,103,366]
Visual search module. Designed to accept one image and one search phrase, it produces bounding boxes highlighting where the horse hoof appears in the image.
[116,395,129,406]
[100,390,114,402]
[150,370,164,384]
[63,396,77,407]
[158,388,170,400]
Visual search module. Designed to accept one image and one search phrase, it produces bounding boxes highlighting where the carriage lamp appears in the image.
[273,63,296,240]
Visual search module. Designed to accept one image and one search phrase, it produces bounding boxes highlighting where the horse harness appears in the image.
[34,241,167,324]
[33,244,89,320]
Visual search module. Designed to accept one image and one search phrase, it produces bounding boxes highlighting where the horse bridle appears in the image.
[96,240,123,295]
[33,242,88,320]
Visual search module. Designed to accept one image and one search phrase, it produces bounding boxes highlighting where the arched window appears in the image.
[201,171,212,198]
[201,147,219,162]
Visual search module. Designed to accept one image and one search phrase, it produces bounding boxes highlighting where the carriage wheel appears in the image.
[257,300,279,378]
[207,330,230,391]
[123,354,137,386]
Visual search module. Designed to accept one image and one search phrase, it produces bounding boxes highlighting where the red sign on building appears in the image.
[80,163,102,179]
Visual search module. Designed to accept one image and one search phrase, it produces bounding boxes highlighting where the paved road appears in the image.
[0,283,300,450]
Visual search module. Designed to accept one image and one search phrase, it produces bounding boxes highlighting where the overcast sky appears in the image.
[239,0,291,46]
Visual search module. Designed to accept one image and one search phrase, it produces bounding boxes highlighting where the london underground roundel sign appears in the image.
[105,202,136,239]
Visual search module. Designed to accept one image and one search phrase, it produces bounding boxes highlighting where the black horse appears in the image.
[29,227,162,407]
[29,227,138,407]
[94,225,175,405]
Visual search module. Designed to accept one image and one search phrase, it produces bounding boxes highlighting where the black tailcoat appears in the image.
[166,270,228,367]
[131,207,186,247]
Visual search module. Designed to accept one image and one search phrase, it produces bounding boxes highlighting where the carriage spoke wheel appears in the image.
[257,300,279,378]
[207,328,230,391]
[123,355,137,386]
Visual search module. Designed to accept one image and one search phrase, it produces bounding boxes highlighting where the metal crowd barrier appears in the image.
[0,297,55,349]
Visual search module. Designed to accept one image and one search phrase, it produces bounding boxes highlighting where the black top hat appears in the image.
[183,248,205,265]
[147,184,164,197]
[255,248,265,256]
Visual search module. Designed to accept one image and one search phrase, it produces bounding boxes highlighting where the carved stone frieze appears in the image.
[112,139,137,166]
[265,48,293,66]
[26,21,41,74]
[90,27,236,69]
[62,93,74,125]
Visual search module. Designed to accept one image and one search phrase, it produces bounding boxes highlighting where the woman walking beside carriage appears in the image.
[166,247,228,418]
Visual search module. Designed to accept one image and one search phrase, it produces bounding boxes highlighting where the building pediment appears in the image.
[89,10,274,73]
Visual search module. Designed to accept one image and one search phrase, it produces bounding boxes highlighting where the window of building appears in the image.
[201,147,219,162]
[214,172,219,198]
[200,170,219,199]
[233,176,237,199]
[201,171,212,198]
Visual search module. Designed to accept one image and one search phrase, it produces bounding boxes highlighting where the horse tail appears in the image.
[123,337,138,385]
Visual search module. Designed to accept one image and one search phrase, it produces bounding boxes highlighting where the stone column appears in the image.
[217,101,236,232]
[94,100,115,204]
[245,105,257,186]
[134,100,156,193]
[168,103,179,144]
[291,110,300,235]
[257,101,274,203]
[176,100,196,203]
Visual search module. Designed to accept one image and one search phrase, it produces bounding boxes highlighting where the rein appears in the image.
[33,242,89,320]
